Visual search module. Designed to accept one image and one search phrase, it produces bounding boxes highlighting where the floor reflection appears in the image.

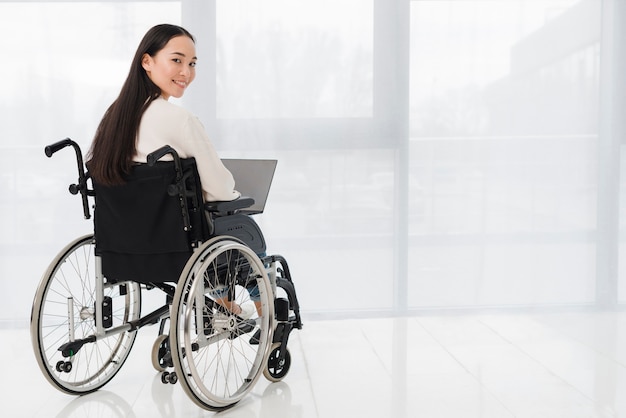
[5,312,626,417]
[54,391,135,418]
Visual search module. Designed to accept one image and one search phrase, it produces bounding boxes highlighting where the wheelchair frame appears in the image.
[30,138,302,411]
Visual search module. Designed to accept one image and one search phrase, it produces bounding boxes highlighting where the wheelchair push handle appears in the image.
[44,137,92,220]
[45,138,75,158]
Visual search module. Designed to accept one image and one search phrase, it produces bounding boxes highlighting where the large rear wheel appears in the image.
[170,237,274,411]
[31,235,141,394]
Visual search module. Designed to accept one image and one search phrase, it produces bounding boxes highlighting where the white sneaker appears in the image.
[239,304,256,320]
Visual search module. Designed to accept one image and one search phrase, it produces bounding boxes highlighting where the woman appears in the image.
[88,24,254,318]
[87,23,240,202]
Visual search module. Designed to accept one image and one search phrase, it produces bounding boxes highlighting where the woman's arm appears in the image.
[180,115,241,202]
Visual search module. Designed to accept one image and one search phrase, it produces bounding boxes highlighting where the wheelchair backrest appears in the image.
[93,158,209,284]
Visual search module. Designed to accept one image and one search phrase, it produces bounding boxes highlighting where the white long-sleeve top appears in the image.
[134,97,240,202]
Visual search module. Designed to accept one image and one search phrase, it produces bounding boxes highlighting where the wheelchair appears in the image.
[30,138,302,411]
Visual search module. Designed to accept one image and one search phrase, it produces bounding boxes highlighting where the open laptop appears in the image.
[221,159,278,215]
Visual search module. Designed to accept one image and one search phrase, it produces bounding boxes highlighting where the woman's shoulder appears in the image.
[145,97,193,119]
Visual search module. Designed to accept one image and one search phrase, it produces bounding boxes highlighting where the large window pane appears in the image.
[211,0,389,315]
[216,0,373,118]
[408,0,599,308]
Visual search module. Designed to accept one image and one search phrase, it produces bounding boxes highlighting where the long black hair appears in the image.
[87,24,195,185]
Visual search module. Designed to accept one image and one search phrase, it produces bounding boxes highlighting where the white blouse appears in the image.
[134,97,240,202]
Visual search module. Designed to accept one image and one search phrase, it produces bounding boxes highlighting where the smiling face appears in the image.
[141,35,197,100]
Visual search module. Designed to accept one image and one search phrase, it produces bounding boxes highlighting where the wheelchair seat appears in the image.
[93,158,209,284]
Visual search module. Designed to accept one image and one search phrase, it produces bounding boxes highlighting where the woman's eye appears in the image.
[190,62,197,68]
[173,58,182,63]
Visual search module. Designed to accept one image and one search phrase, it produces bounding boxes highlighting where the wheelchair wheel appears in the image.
[264,343,291,382]
[30,234,141,394]
[170,237,274,411]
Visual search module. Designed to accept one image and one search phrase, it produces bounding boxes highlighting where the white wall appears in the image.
[1,0,623,326]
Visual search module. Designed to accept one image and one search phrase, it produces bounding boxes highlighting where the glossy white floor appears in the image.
[4,310,626,418]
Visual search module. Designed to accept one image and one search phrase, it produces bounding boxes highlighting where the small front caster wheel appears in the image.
[151,334,170,372]
[56,360,72,373]
[264,343,291,382]
[161,371,177,384]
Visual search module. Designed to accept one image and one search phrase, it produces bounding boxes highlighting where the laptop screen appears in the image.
[221,159,278,214]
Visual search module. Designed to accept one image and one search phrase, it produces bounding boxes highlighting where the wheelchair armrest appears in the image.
[205,196,255,214]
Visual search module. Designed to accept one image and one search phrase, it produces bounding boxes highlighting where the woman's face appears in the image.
[142,35,197,100]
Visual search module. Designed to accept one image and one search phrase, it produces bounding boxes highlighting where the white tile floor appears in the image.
[4,310,626,417]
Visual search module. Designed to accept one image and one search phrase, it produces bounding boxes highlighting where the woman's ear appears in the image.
[141,53,153,72]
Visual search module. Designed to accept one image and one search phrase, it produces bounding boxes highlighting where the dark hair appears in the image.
[87,24,195,186]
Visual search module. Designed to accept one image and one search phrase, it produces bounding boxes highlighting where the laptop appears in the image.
[221,159,278,215]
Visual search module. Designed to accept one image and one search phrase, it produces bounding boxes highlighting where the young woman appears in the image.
[87,23,240,202]
[88,24,255,318]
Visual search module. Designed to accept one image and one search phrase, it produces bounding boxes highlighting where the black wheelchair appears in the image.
[30,138,302,411]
